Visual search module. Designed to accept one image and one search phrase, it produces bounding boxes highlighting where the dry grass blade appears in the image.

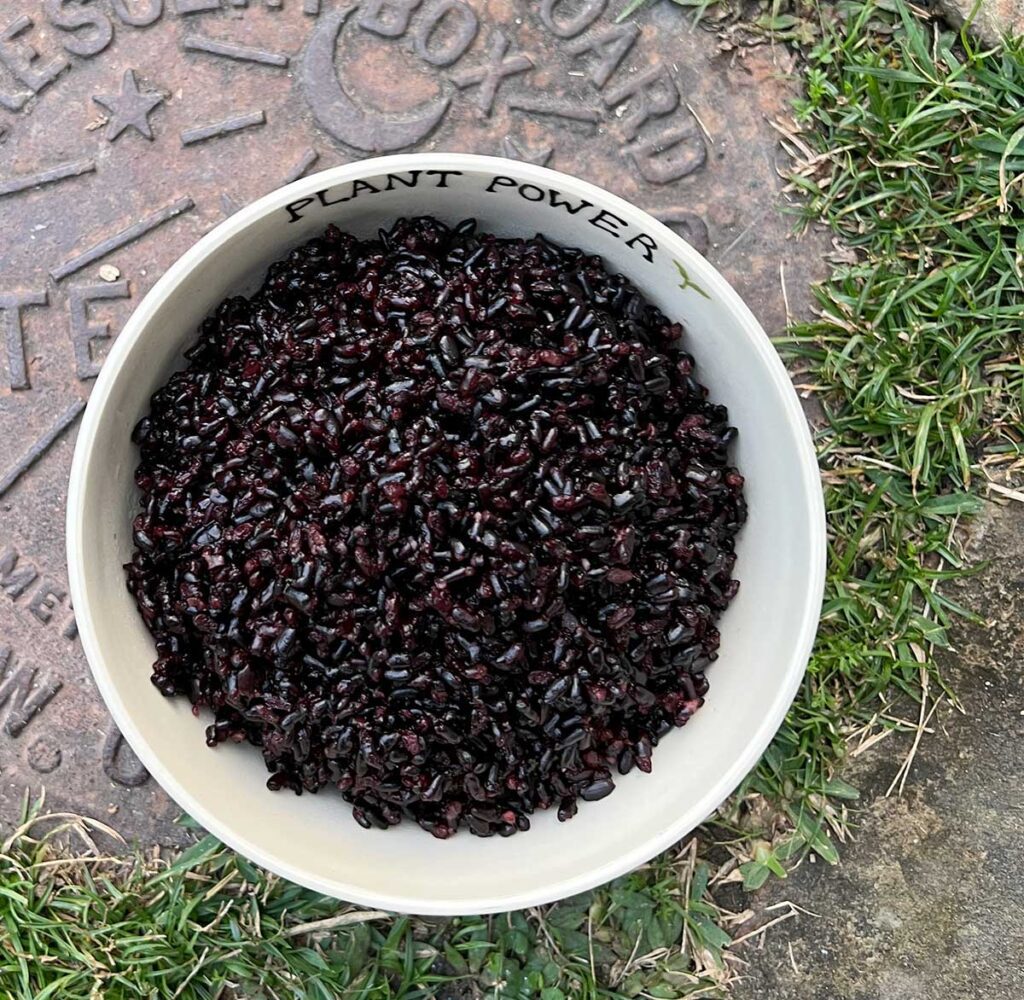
[1,811,125,854]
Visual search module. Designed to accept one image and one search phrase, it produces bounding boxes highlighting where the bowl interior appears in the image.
[69,156,822,914]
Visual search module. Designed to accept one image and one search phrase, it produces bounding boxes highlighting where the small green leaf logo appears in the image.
[674,260,711,300]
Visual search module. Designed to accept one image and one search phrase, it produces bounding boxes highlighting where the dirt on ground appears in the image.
[732,499,1024,1000]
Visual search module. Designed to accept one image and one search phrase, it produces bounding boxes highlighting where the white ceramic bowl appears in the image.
[67,153,824,915]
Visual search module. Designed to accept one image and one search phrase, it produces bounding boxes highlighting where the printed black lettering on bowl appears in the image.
[126,217,746,838]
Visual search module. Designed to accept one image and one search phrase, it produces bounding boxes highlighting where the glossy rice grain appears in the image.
[127,217,746,838]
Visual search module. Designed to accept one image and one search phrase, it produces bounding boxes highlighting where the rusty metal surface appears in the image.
[0,0,826,845]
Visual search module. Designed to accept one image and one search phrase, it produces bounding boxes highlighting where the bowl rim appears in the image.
[67,151,826,915]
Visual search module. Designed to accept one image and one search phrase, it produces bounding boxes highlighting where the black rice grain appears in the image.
[127,217,746,838]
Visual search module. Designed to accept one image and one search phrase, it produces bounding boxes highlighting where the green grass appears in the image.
[0,800,736,998]
[742,0,1024,850]
[2,3,1023,996]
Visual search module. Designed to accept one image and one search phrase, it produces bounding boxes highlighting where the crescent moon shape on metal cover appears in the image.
[301,7,451,154]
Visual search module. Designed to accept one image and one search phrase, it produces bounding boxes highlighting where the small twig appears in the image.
[614,926,645,986]
[528,906,571,966]
[686,102,714,145]
[729,908,797,948]
[768,117,814,159]
[764,899,822,919]
[198,899,233,935]
[718,215,764,261]
[202,870,238,902]
[284,910,390,938]
[173,947,220,998]
[680,836,699,958]
[849,454,906,474]
[639,989,720,1000]
[779,260,792,327]
[587,907,597,987]
[986,479,1024,504]
[885,668,941,797]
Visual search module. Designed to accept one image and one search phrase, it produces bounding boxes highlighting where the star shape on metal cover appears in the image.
[92,69,165,142]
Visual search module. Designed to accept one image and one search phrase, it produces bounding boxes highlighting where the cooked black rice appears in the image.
[127,216,746,837]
